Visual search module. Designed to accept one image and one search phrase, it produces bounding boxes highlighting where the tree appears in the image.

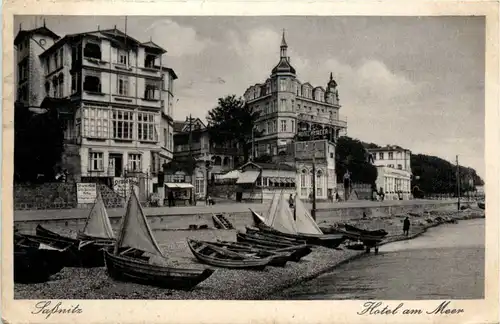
[207,95,262,163]
[411,154,484,195]
[335,136,378,185]
[14,107,65,183]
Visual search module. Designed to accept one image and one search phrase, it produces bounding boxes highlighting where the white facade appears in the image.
[368,145,411,172]
[15,26,177,200]
[375,166,412,200]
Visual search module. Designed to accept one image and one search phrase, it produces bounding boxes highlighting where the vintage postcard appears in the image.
[2,1,499,324]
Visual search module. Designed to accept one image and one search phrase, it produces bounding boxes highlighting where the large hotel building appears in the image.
[14,24,176,201]
[242,32,348,200]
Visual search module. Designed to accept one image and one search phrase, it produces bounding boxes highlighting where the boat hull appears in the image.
[36,225,110,267]
[221,239,311,262]
[187,240,272,270]
[104,250,213,290]
[14,245,66,283]
[254,223,346,248]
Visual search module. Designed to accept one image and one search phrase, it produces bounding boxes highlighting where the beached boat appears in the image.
[14,237,69,283]
[195,240,290,267]
[236,232,304,248]
[343,224,388,238]
[104,190,214,290]
[251,193,346,248]
[187,239,274,270]
[214,240,311,262]
[35,192,116,267]
[211,213,234,229]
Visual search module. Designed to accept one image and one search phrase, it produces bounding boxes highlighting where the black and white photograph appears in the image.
[2,6,499,324]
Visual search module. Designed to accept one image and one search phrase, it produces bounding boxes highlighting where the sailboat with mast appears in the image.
[35,190,117,267]
[250,191,346,248]
[104,189,214,290]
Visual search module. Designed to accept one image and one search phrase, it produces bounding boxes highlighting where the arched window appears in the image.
[317,170,323,197]
[84,42,102,60]
[223,157,230,166]
[52,77,58,97]
[214,156,222,166]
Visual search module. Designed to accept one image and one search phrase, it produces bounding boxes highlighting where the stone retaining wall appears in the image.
[14,183,124,210]
[14,201,458,234]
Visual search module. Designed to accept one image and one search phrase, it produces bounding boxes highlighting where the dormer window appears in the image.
[145,54,156,68]
[84,41,102,60]
[118,50,127,65]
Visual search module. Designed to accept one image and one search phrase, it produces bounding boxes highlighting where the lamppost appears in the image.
[205,160,211,204]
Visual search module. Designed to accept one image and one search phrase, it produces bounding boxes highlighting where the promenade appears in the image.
[14,199,459,222]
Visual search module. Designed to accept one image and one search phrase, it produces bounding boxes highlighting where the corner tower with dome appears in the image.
[243,30,348,201]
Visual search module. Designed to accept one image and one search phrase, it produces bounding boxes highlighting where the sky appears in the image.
[16,16,485,178]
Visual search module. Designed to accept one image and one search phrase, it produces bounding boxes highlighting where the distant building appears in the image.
[242,30,347,200]
[171,117,244,199]
[14,23,177,202]
[367,145,412,200]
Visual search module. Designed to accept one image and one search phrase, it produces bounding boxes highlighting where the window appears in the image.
[117,75,129,96]
[169,132,173,149]
[379,152,384,160]
[273,120,277,133]
[45,82,50,96]
[163,128,167,147]
[46,58,51,74]
[300,169,307,197]
[83,106,110,139]
[89,152,104,171]
[71,73,81,93]
[291,120,295,133]
[280,99,286,111]
[195,171,204,195]
[280,120,287,132]
[398,164,402,170]
[59,48,64,68]
[54,51,59,69]
[145,80,159,100]
[52,77,58,97]
[84,42,102,60]
[280,79,287,91]
[57,74,64,98]
[145,54,156,68]
[388,152,394,159]
[128,154,142,171]
[316,170,323,197]
[83,72,102,93]
[112,109,134,140]
[118,50,127,65]
[137,112,155,141]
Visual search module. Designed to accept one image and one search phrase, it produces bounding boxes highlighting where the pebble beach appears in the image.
[14,205,485,300]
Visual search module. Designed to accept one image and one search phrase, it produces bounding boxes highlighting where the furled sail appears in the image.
[82,191,115,239]
[267,192,298,234]
[294,195,324,235]
[115,190,164,257]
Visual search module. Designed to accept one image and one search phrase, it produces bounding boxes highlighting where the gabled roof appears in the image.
[173,121,185,133]
[240,161,296,171]
[155,66,178,80]
[14,26,60,45]
[142,40,167,54]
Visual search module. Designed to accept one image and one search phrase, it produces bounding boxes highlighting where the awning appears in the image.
[164,183,194,189]
[236,171,260,184]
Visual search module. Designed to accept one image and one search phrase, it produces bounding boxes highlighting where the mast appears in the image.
[188,115,194,204]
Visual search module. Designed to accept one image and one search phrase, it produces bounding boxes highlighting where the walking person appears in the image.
[288,193,294,208]
[403,216,411,236]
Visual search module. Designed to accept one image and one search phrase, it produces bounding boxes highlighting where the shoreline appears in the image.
[14,207,484,300]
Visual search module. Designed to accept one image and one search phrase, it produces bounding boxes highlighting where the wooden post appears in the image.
[456,155,460,211]
[311,146,317,221]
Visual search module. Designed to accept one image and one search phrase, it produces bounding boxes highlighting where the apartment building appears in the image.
[172,117,243,198]
[242,31,348,199]
[14,24,177,200]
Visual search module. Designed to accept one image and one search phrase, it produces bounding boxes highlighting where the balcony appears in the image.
[298,113,347,128]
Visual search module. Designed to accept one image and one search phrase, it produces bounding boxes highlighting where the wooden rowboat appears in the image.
[214,240,311,262]
[187,239,273,270]
[196,240,289,267]
[105,190,214,290]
